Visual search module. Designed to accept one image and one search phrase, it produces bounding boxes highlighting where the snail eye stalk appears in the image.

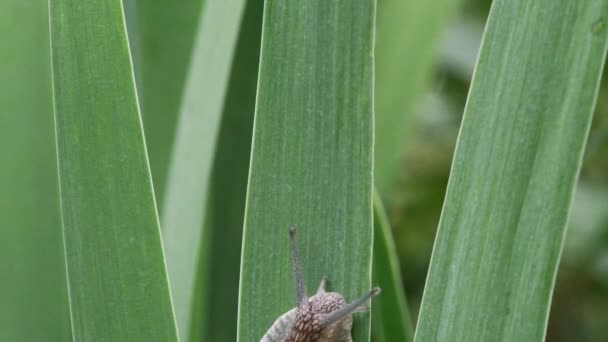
[289,226,308,308]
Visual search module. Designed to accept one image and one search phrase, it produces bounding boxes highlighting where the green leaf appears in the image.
[415,1,608,341]
[49,0,178,340]
[237,1,376,341]
[134,0,205,202]
[160,0,248,340]
[0,1,70,340]
[190,0,264,341]
[374,0,462,197]
[372,190,414,342]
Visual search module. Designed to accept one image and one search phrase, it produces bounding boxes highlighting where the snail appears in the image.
[261,226,380,342]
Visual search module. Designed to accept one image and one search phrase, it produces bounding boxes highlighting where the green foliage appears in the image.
[49,0,178,340]
[159,0,248,340]
[3,0,608,341]
[132,0,204,202]
[415,0,608,340]
[0,1,70,340]
[372,191,414,342]
[193,1,264,340]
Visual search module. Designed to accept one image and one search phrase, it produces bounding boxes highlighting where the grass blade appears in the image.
[237,2,376,341]
[415,1,608,341]
[0,1,70,340]
[49,0,178,340]
[160,0,248,340]
[372,190,414,342]
[191,0,264,340]
[374,0,462,197]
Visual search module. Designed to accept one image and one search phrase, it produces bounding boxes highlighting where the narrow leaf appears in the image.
[190,0,264,340]
[49,0,178,340]
[415,1,608,341]
[372,190,414,342]
[160,0,248,340]
[0,1,70,340]
[237,1,376,341]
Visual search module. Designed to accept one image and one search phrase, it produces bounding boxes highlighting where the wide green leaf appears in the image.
[372,191,414,342]
[160,0,248,340]
[415,0,608,341]
[237,1,376,341]
[49,0,178,340]
[0,1,70,340]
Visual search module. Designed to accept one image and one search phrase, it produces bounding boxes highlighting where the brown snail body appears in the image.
[261,227,380,342]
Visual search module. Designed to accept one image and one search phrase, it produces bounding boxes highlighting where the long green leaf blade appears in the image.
[237,2,376,341]
[415,1,608,341]
[49,1,178,340]
[161,0,247,340]
[372,191,414,342]
[0,1,70,340]
[191,0,264,340]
